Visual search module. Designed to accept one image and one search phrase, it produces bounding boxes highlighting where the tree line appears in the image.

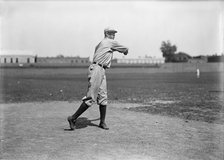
[160,40,191,63]
[160,40,224,63]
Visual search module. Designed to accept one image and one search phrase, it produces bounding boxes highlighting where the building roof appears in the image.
[0,50,35,57]
[175,52,191,58]
[0,55,35,58]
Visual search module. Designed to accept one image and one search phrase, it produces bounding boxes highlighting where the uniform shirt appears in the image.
[93,37,128,68]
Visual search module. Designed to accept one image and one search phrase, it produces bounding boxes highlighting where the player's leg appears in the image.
[67,101,89,130]
[99,105,109,130]
[97,74,109,130]
[67,64,103,130]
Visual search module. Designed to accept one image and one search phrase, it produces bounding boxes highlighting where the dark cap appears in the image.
[104,27,118,34]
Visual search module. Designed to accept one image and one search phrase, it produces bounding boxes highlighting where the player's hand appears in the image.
[123,50,128,55]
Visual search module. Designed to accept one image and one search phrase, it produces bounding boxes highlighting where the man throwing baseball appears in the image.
[67,27,128,130]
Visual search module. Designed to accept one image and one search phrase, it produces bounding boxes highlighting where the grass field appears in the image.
[0,68,223,124]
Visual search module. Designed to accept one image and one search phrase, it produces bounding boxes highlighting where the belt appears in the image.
[93,62,107,69]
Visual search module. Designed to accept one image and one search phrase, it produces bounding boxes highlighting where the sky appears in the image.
[0,0,224,59]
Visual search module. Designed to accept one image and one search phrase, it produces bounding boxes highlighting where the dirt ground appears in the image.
[1,101,224,160]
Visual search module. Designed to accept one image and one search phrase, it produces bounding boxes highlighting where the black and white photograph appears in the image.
[0,0,224,159]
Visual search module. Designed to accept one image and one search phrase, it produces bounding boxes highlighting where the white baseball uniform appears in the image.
[83,37,128,106]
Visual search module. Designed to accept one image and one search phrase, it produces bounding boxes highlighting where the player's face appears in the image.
[106,32,116,39]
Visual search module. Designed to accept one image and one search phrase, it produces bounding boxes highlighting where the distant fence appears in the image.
[0,63,90,68]
[0,62,159,68]
[0,62,223,73]
[160,62,224,72]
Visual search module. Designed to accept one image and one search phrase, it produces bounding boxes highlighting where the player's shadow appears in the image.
[64,117,100,131]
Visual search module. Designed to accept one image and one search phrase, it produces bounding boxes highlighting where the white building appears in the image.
[113,57,165,64]
[0,50,36,64]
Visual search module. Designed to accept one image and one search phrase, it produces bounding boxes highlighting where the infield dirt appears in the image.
[1,101,223,160]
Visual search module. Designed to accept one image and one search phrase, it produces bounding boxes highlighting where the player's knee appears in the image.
[82,96,93,107]
[84,100,93,107]
[99,99,107,106]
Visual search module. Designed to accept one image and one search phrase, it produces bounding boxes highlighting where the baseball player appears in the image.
[67,27,128,130]
[196,68,200,78]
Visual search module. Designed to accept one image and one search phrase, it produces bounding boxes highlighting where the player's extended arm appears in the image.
[111,41,128,55]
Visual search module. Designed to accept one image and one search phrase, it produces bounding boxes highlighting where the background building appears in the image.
[112,57,165,64]
[0,50,36,64]
[189,56,208,63]
[172,52,192,62]
[0,50,90,67]
[37,56,89,64]
[207,55,224,63]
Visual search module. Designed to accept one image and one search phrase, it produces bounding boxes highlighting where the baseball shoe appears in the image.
[99,122,109,130]
[67,116,76,130]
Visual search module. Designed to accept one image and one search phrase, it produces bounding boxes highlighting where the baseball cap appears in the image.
[104,27,118,34]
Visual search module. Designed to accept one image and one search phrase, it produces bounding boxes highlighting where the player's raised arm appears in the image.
[111,41,129,55]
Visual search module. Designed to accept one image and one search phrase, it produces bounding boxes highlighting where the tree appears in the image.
[160,40,177,62]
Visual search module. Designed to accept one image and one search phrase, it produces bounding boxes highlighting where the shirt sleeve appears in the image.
[111,40,128,53]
